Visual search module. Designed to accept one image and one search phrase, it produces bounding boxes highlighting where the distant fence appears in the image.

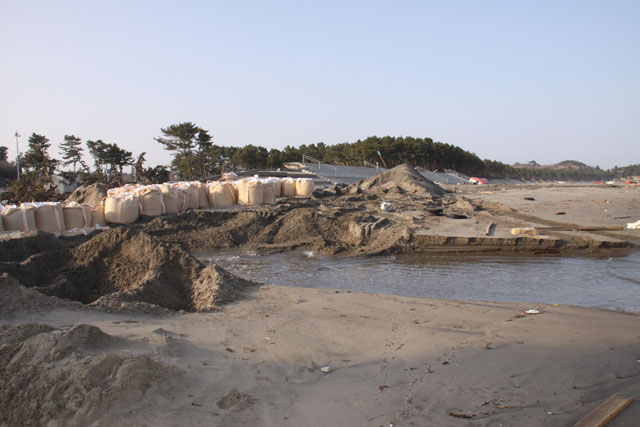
[301,154,337,177]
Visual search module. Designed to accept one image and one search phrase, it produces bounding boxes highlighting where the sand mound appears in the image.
[0,274,77,316]
[51,228,256,312]
[0,230,63,263]
[0,323,179,427]
[65,183,107,207]
[352,163,445,198]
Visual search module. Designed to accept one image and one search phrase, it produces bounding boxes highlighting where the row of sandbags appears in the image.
[101,177,316,225]
[0,202,107,234]
[0,177,315,232]
[104,177,314,224]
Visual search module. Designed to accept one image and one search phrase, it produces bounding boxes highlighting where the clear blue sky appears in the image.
[1,0,638,170]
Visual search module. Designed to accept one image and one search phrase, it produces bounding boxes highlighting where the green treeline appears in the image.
[188,135,490,177]
[220,135,622,181]
[1,128,637,194]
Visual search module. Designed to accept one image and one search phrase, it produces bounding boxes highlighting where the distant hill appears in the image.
[613,164,640,177]
[514,160,594,170]
[554,160,589,169]
[509,160,640,181]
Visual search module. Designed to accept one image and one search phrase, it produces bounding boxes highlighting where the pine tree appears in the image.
[59,134,84,174]
[22,133,58,177]
[155,122,201,180]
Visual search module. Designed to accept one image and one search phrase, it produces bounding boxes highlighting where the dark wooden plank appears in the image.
[574,394,632,427]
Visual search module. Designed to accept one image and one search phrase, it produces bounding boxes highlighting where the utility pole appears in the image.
[14,131,20,179]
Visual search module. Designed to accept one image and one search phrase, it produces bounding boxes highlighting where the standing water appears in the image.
[197,251,640,312]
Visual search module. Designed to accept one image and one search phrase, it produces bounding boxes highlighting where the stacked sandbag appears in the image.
[1,204,37,232]
[230,181,239,202]
[104,192,140,224]
[236,178,264,206]
[281,177,297,197]
[160,184,180,214]
[194,182,210,208]
[265,177,282,197]
[63,202,92,229]
[33,202,66,234]
[296,178,315,196]
[178,182,199,210]
[137,185,165,216]
[207,181,236,207]
[116,183,142,195]
[261,179,277,205]
[174,186,189,212]
[91,205,108,227]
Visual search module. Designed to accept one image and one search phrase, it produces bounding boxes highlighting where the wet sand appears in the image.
[1,182,640,426]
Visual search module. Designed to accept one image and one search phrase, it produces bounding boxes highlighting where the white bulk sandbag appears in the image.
[194,182,209,208]
[265,177,282,197]
[34,202,65,233]
[63,202,92,229]
[208,182,236,207]
[138,186,165,216]
[262,181,277,205]
[106,187,120,197]
[296,178,315,196]
[104,193,140,224]
[160,184,179,214]
[174,187,189,212]
[1,205,37,232]
[91,205,108,227]
[108,184,140,197]
[236,179,264,206]
[281,177,296,197]
[180,184,199,210]
[230,181,239,202]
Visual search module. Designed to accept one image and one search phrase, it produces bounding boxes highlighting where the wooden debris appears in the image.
[449,411,476,418]
[512,226,624,235]
[485,221,496,236]
[511,227,539,235]
[536,226,624,232]
[574,393,632,427]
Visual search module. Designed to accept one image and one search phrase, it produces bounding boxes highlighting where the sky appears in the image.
[1,0,638,170]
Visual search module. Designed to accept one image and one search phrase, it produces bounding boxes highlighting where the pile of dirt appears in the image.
[137,203,412,256]
[0,274,79,316]
[65,183,107,206]
[0,323,179,426]
[16,228,257,312]
[350,164,445,198]
[0,230,64,263]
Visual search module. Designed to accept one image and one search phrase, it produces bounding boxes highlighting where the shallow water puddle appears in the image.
[196,251,640,312]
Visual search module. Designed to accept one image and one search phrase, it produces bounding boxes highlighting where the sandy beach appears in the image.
[2,173,640,426]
